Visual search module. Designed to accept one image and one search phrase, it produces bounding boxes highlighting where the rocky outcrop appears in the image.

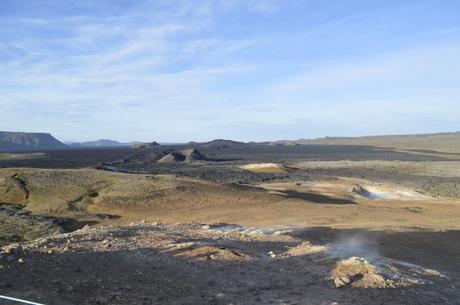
[131,141,160,149]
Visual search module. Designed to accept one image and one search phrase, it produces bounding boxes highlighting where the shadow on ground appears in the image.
[279,190,356,205]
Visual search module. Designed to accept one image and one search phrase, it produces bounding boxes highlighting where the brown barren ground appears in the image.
[1,166,460,305]
[1,168,460,230]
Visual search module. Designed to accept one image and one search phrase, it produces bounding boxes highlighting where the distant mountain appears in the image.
[68,139,137,148]
[0,131,68,152]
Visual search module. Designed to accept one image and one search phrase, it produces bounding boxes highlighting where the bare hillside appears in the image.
[278,132,460,154]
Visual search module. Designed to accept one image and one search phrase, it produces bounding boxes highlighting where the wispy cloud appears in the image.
[274,45,460,94]
[1,0,459,141]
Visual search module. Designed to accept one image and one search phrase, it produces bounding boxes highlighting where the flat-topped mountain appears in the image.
[68,139,129,148]
[0,131,68,152]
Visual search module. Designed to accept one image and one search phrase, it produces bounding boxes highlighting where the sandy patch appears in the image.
[239,163,292,173]
[284,241,327,256]
[352,184,433,200]
[260,178,435,202]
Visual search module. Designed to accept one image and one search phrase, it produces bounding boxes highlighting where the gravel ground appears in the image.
[0,223,458,305]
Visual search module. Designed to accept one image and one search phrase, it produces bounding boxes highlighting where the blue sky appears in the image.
[1,0,459,142]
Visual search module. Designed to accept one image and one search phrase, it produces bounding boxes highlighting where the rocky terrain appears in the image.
[0,142,460,304]
[0,203,65,246]
[0,223,458,305]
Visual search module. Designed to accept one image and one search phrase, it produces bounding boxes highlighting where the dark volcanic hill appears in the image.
[188,139,246,149]
[157,148,207,163]
[0,131,68,152]
[131,141,160,149]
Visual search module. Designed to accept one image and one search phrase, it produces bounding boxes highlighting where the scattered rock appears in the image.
[167,242,195,251]
[65,285,74,292]
[216,293,226,300]
[330,257,387,288]
[87,189,99,197]
[95,296,108,305]
[334,276,350,288]
[284,242,326,256]
[2,243,23,255]
[175,245,250,261]
[423,268,443,277]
